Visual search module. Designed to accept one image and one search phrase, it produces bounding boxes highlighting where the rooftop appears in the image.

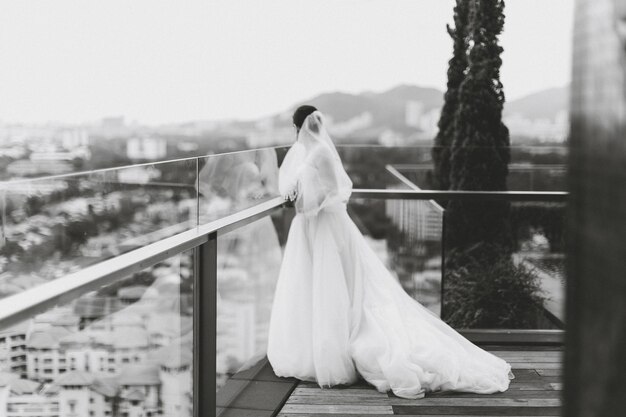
[118,364,161,386]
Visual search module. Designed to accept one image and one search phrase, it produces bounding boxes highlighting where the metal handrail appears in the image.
[0,145,289,186]
[391,163,567,170]
[352,189,568,201]
[0,188,569,416]
[0,189,569,330]
[0,188,568,332]
[0,196,284,330]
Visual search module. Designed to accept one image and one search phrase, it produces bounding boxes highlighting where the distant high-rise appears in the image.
[127,137,167,160]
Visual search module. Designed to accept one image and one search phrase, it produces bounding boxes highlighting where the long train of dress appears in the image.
[267,203,513,399]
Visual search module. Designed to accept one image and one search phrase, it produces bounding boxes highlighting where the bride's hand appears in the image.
[284,189,298,203]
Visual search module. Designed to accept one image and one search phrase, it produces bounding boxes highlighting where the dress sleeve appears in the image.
[296,146,352,217]
[279,142,306,201]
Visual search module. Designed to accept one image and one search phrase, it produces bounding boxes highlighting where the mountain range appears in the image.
[295,84,444,126]
[271,83,569,141]
[504,86,569,120]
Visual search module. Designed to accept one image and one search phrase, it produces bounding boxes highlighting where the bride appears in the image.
[267,105,514,399]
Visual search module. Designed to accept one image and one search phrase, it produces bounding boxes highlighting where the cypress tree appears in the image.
[440,0,543,328]
[446,0,511,255]
[432,0,470,191]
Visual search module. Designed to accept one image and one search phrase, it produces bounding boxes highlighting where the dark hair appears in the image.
[292,105,317,132]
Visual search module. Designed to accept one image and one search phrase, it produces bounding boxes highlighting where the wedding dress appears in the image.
[267,111,513,399]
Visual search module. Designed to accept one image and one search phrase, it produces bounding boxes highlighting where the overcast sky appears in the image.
[0,0,574,125]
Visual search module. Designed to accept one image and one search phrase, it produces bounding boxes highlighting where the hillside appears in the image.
[286,85,444,134]
[283,84,568,129]
[504,86,569,119]
[242,84,570,145]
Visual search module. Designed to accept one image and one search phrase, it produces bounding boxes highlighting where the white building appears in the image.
[158,346,192,417]
[116,364,161,416]
[57,371,111,417]
[504,110,569,142]
[61,129,89,150]
[126,137,167,160]
[386,198,443,244]
[0,322,30,378]
[0,376,58,417]
[405,101,425,127]
[26,327,71,382]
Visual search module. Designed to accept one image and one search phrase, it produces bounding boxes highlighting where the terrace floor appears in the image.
[276,344,562,417]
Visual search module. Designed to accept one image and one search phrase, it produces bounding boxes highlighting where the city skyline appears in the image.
[0,0,574,125]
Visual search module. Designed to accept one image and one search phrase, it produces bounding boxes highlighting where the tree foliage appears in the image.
[432,1,547,327]
[443,244,545,328]
[433,0,470,191]
[445,0,512,254]
[449,0,510,192]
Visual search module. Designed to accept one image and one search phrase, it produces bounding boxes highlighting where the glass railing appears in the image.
[197,149,285,224]
[335,145,568,190]
[348,193,565,329]
[392,163,567,192]
[441,197,565,329]
[348,193,444,316]
[0,159,198,301]
[215,213,288,391]
[0,250,194,417]
[0,145,567,417]
[0,147,289,300]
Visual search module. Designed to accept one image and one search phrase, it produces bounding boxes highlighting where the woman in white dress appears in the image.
[267,105,514,399]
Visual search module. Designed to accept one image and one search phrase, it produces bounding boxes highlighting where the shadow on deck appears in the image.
[217,344,562,417]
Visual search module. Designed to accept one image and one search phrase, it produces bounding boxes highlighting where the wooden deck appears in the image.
[277,345,562,417]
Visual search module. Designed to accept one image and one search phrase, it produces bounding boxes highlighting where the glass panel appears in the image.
[215,214,284,411]
[0,251,193,417]
[335,145,568,191]
[442,198,566,329]
[0,160,198,299]
[348,196,444,316]
[337,146,437,190]
[510,201,566,326]
[197,148,284,224]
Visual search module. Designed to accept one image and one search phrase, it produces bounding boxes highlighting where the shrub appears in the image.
[443,243,545,328]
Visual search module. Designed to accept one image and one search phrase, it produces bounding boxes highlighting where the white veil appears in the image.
[279,111,352,216]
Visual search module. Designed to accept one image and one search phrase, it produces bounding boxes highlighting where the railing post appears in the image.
[194,232,217,417]
[440,209,446,320]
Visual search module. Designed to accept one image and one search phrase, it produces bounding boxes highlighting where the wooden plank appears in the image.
[536,369,562,376]
[489,350,563,356]
[287,397,392,405]
[484,345,563,351]
[492,354,562,360]
[280,404,394,414]
[387,398,560,407]
[492,356,563,360]
[291,388,389,397]
[505,370,542,380]
[510,383,558,391]
[460,329,563,345]
[509,363,561,369]
[493,357,562,363]
[421,390,561,399]
[392,405,561,415]
[298,380,373,389]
